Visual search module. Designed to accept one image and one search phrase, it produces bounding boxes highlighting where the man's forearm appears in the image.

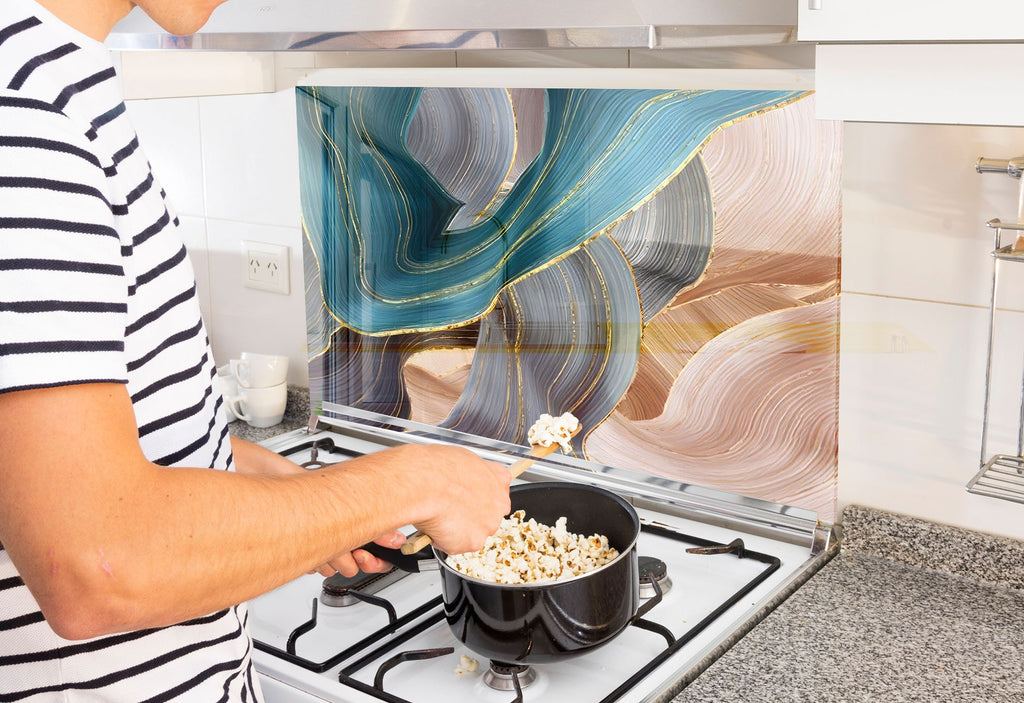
[0,385,444,638]
[231,434,305,476]
[81,448,429,636]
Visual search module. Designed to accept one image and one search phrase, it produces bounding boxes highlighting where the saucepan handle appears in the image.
[359,542,438,573]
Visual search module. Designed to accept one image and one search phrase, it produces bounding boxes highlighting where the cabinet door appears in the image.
[813,43,1024,126]
[798,0,1024,41]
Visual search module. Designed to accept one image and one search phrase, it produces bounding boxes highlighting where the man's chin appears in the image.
[159,16,210,37]
[137,1,221,37]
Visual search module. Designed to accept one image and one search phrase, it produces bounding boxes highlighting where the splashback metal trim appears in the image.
[308,402,831,554]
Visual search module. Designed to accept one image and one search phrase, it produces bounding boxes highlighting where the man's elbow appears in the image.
[42,601,116,641]
[32,557,144,640]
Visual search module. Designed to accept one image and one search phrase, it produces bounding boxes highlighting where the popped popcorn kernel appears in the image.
[445,510,618,584]
[527,412,579,453]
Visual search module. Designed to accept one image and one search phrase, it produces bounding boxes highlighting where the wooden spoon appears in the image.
[399,425,581,555]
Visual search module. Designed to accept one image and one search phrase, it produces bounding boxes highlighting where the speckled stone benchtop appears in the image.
[670,505,1024,702]
[226,385,310,444]
[840,504,1024,591]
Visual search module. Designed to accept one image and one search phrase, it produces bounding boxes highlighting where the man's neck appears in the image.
[35,0,134,42]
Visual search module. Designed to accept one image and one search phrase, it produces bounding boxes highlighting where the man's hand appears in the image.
[401,445,512,556]
[315,530,406,577]
[230,436,513,565]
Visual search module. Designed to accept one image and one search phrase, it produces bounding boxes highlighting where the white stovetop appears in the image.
[249,508,813,703]
[248,425,825,703]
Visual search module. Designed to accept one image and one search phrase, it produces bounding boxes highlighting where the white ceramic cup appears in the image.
[216,364,239,421]
[226,382,288,428]
[231,352,289,389]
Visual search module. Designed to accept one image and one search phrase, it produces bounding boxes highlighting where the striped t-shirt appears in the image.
[0,0,261,699]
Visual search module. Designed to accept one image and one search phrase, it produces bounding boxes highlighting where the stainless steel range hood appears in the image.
[106,0,797,52]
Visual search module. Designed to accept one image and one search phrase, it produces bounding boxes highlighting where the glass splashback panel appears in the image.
[295,84,841,519]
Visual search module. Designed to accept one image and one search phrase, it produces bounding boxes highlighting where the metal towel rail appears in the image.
[968,156,1024,505]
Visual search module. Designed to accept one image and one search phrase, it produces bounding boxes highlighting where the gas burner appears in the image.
[638,555,672,599]
[320,568,407,607]
[483,661,538,691]
[276,436,364,469]
[301,439,338,469]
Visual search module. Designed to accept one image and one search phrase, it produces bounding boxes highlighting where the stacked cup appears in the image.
[222,352,289,428]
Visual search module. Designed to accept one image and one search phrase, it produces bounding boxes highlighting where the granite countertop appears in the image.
[672,505,1024,702]
[227,385,310,443]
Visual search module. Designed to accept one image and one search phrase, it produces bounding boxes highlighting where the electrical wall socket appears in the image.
[242,241,290,294]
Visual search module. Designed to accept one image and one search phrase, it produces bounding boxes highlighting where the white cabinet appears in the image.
[814,44,1024,126]
[800,2,1024,126]
[798,0,1024,42]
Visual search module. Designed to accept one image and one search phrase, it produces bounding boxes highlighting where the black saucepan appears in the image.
[363,482,658,664]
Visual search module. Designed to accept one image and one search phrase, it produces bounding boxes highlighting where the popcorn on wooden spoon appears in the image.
[526,412,580,454]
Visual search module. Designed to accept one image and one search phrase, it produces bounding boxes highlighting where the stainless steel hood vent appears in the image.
[106,0,797,52]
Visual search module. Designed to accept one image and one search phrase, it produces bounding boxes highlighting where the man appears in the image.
[0,0,512,699]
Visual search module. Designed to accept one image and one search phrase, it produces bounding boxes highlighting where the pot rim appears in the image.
[433,481,640,589]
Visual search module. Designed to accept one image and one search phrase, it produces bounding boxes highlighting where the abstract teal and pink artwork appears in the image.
[296,84,841,519]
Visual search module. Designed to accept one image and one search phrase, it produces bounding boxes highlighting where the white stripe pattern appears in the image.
[0,0,259,699]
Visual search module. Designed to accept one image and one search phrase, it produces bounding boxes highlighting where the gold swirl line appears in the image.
[314,90,811,336]
[473,88,519,225]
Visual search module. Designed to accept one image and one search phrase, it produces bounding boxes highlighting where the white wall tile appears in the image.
[125,97,205,217]
[205,219,308,385]
[842,121,1024,310]
[276,52,318,69]
[198,91,301,229]
[838,292,1024,540]
[273,52,316,90]
[120,52,275,100]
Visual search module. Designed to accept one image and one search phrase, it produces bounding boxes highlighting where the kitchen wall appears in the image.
[840,122,1024,541]
[119,50,504,386]
[124,78,308,385]
[118,50,1024,541]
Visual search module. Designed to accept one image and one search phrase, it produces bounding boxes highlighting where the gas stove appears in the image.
[249,405,836,703]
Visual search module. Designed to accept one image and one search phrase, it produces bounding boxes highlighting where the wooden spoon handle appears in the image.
[507,436,569,479]
[399,531,436,555]
[399,427,580,555]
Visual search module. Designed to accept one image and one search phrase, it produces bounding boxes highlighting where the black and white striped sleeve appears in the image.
[0,90,129,394]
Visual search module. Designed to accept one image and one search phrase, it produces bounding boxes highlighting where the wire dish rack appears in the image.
[968,195,1024,504]
[968,455,1024,504]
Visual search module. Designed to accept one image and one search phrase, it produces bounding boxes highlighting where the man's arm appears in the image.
[229,435,403,576]
[0,383,510,640]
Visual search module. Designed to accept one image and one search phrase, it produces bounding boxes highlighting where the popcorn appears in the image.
[527,412,579,453]
[454,654,479,676]
[445,510,618,584]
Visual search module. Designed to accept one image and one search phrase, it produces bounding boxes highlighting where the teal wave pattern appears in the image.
[440,234,642,443]
[296,86,806,337]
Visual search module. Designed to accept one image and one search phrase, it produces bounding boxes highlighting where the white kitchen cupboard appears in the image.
[812,44,1024,126]
[797,0,1024,42]
[799,2,1024,126]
